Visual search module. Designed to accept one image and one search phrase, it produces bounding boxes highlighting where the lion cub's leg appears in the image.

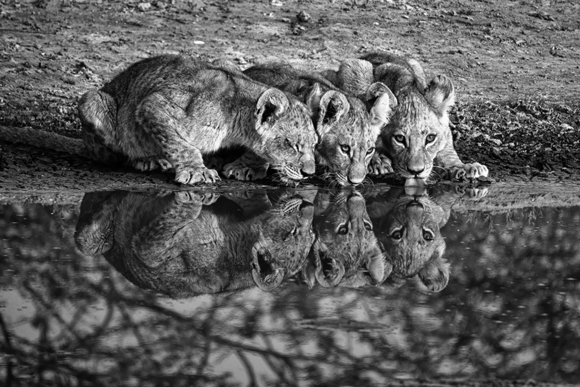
[436,142,489,180]
[136,93,220,185]
[368,153,394,176]
[78,90,128,166]
[223,151,270,181]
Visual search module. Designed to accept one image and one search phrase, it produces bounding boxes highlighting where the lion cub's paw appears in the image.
[175,191,220,205]
[450,163,489,180]
[223,161,269,181]
[133,157,173,172]
[175,167,220,185]
[368,153,394,176]
[466,187,488,200]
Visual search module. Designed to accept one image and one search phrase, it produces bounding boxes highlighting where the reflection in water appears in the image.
[74,187,459,295]
[1,186,580,386]
[306,190,387,289]
[75,190,317,296]
[367,186,455,292]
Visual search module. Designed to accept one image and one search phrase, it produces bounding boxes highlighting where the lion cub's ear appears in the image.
[317,90,350,136]
[312,239,345,287]
[365,252,389,285]
[299,246,318,289]
[424,75,455,118]
[251,240,286,292]
[255,88,290,134]
[365,82,397,129]
[376,241,394,285]
[417,243,450,293]
[305,82,324,117]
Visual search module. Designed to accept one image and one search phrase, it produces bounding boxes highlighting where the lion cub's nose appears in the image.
[348,176,364,185]
[407,165,425,176]
[301,160,316,176]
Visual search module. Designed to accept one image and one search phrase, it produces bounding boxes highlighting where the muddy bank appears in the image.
[1,0,579,197]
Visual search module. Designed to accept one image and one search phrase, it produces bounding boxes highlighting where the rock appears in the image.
[137,2,151,12]
[296,11,311,23]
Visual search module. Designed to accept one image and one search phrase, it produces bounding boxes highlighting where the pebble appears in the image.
[137,2,151,11]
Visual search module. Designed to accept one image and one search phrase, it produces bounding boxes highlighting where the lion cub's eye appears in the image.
[366,147,375,155]
[393,134,406,145]
[340,144,351,154]
[423,229,434,241]
[391,229,403,240]
[425,134,437,144]
[337,223,349,235]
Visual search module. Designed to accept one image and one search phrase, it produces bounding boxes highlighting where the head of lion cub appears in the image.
[249,192,316,291]
[306,84,392,186]
[379,75,455,180]
[243,63,393,186]
[369,187,451,292]
[298,189,386,288]
[250,88,318,182]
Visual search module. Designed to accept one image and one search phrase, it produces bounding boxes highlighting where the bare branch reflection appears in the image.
[1,185,579,386]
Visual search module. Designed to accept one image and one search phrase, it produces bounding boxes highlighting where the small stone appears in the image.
[137,2,151,11]
[296,11,311,23]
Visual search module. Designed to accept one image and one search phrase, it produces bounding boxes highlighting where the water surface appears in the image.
[1,185,579,386]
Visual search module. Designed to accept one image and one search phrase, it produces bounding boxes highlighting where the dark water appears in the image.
[1,186,579,386]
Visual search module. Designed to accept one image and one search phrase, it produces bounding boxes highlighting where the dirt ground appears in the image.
[1,0,579,194]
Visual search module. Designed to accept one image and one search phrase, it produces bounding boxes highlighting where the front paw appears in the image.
[466,187,488,200]
[175,191,220,205]
[175,167,220,185]
[367,153,394,176]
[450,163,489,180]
[223,161,268,181]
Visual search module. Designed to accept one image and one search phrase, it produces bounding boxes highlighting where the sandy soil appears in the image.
[1,0,579,194]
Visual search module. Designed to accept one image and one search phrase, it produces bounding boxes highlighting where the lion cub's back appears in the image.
[101,55,222,101]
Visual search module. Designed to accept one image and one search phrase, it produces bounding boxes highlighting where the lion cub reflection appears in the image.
[365,186,455,292]
[299,190,386,288]
[74,189,316,297]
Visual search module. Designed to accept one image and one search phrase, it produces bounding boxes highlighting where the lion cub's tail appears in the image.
[0,125,86,157]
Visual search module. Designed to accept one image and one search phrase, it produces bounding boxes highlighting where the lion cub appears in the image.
[326,52,489,181]
[77,55,318,185]
[243,63,393,186]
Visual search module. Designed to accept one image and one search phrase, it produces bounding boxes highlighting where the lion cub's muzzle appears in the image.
[301,161,316,176]
[300,155,316,176]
